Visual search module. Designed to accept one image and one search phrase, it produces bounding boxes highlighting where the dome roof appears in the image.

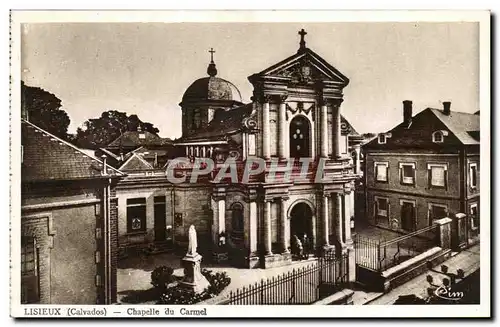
[181,52,242,104]
[182,76,242,103]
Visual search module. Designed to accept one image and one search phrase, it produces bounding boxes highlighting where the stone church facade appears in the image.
[112,31,361,277]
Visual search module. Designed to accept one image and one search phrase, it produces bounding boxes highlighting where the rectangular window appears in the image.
[400,163,416,185]
[428,164,448,188]
[127,198,147,233]
[375,162,388,182]
[470,204,479,230]
[21,237,39,304]
[470,163,478,188]
[375,197,389,217]
[429,204,448,225]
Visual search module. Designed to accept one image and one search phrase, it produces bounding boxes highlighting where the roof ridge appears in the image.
[22,120,125,177]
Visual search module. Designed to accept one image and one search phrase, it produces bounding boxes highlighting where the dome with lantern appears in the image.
[180,49,243,106]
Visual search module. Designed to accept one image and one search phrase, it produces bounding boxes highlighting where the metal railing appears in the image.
[225,254,348,305]
[355,224,439,272]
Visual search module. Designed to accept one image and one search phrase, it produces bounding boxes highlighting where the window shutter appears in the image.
[428,169,431,188]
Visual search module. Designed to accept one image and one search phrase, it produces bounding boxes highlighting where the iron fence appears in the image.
[225,254,348,305]
[355,224,439,272]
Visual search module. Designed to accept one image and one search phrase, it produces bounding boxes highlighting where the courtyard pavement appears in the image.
[117,252,317,304]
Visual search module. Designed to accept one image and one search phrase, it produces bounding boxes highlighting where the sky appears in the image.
[21,22,479,138]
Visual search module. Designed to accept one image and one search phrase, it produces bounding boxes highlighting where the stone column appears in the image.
[349,190,355,226]
[217,199,225,235]
[311,214,317,251]
[262,95,271,159]
[335,193,345,247]
[332,103,341,158]
[278,95,288,159]
[201,146,206,158]
[354,145,361,175]
[211,198,219,246]
[263,200,272,255]
[322,194,330,246]
[320,102,328,158]
[185,146,189,156]
[435,217,453,249]
[279,197,289,253]
[249,201,258,255]
[343,193,352,244]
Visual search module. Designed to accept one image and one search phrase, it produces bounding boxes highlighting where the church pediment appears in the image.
[250,49,349,86]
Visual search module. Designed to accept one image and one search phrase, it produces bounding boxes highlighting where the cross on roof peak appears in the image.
[298,29,307,51]
[209,48,215,63]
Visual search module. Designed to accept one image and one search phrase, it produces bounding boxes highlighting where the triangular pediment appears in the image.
[254,48,349,85]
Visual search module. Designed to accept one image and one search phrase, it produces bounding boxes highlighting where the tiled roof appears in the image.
[119,153,154,171]
[429,108,480,145]
[363,107,480,149]
[177,103,254,143]
[107,130,173,148]
[22,120,125,182]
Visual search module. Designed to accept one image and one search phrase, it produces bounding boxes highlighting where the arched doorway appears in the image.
[289,115,311,158]
[289,202,313,254]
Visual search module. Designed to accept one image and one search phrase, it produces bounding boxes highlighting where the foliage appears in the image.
[75,110,160,149]
[150,266,174,290]
[21,81,70,139]
[156,269,231,305]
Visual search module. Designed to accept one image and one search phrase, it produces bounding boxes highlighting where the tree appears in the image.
[21,81,70,139]
[75,110,160,149]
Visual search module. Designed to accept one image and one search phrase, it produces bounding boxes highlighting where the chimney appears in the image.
[403,100,413,125]
[443,101,451,115]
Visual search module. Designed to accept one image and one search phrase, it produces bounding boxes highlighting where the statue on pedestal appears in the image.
[180,225,210,293]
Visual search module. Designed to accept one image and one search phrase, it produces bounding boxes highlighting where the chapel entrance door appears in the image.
[290,203,313,254]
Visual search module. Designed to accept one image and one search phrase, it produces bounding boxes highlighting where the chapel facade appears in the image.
[111,30,362,275]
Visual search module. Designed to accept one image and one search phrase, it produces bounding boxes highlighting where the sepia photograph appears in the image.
[9,10,491,318]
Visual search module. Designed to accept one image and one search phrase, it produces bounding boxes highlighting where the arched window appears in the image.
[231,203,244,240]
[289,115,311,158]
[193,109,201,129]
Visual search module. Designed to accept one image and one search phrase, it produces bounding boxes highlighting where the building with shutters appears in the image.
[362,100,480,248]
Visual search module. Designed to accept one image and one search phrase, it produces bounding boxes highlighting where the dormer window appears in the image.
[432,131,443,143]
[378,134,386,144]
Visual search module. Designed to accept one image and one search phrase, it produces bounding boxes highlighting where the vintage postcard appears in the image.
[9,10,491,318]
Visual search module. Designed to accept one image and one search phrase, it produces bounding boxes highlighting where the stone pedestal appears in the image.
[180,253,210,294]
[435,217,453,249]
[344,240,356,283]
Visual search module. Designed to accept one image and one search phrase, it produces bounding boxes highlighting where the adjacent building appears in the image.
[362,100,480,248]
[21,120,125,304]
